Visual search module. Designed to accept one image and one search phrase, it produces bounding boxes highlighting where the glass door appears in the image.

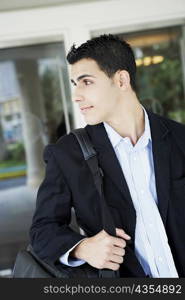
[0,41,72,272]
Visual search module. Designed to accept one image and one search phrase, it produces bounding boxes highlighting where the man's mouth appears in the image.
[80,106,94,113]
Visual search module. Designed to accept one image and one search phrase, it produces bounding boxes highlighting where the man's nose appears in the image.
[72,89,84,103]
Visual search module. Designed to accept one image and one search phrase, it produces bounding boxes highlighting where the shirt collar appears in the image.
[103,106,151,150]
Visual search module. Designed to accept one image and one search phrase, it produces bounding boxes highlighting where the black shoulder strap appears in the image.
[71,128,116,237]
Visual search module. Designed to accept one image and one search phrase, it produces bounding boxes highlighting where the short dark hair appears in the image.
[67,34,137,91]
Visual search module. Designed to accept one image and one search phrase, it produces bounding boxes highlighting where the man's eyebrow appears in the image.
[71,74,96,85]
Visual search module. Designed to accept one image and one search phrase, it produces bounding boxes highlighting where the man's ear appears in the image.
[117,70,130,90]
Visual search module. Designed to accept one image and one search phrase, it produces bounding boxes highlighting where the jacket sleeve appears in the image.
[29,144,86,265]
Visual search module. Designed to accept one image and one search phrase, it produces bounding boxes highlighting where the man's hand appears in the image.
[70,228,131,270]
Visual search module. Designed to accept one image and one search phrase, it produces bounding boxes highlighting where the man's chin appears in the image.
[85,119,103,126]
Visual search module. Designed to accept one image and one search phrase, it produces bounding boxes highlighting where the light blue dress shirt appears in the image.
[60,108,178,278]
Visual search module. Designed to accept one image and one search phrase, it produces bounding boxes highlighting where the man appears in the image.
[30,34,185,277]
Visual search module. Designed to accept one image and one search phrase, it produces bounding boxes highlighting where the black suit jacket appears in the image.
[30,109,185,277]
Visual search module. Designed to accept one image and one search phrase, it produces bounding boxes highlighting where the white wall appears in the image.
[0,0,185,127]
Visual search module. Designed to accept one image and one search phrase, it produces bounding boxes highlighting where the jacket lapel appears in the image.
[147,110,171,227]
[86,123,135,210]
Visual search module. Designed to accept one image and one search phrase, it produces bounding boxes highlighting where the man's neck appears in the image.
[105,97,145,146]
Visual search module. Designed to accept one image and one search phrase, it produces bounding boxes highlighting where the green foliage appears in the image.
[11,143,25,161]
[3,143,26,162]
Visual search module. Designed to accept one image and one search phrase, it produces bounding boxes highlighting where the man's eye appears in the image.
[84,80,92,85]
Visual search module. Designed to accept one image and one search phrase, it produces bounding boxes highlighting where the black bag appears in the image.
[12,128,120,278]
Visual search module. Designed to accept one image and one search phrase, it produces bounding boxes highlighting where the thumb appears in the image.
[116,228,131,240]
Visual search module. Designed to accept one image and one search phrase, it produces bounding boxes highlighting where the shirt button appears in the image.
[133,156,137,161]
[158,256,163,262]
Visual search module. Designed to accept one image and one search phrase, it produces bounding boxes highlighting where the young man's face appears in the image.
[70,58,121,125]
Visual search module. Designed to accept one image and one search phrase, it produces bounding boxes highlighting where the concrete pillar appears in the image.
[15,60,47,187]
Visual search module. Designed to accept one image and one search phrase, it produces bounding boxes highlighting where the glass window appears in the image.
[0,41,72,272]
[118,26,185,122]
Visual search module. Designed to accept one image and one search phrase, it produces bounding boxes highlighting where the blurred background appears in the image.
[0,0,185,277]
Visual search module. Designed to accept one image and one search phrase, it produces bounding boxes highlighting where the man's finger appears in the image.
[112,237,126,248]
[112,246,125,257]
[104,262,120,271]
[116,228,131,240]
